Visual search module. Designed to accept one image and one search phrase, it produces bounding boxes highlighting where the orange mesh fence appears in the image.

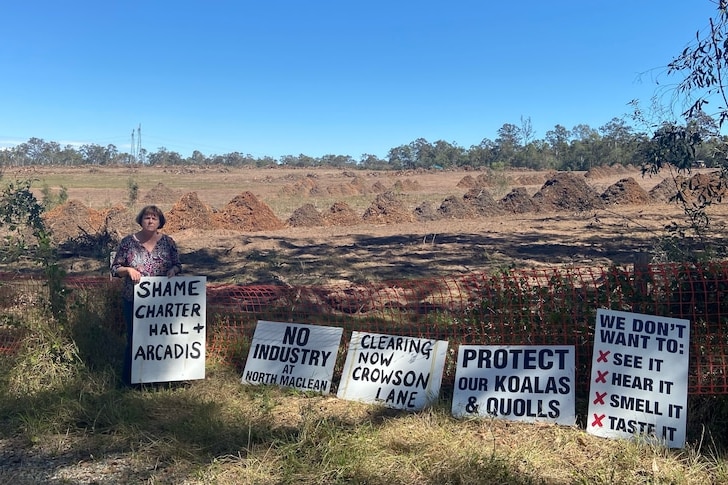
[1,261,727,395]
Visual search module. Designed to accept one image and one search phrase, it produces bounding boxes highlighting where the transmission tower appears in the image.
[130,124,143,163]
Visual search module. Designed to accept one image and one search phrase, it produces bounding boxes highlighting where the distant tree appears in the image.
[386,144,414,170]
[359,153,387,169]
[494,123,521,166]
[79,143,120,165]
[431,140,466,168]
[320,154,356,168]
[466,138,497,167]
[519,116,535,146]
[188,150,209,165]
[640,121,703,174]
[279,154,318,167]
[147,148,183,166]
[545,124,571,166]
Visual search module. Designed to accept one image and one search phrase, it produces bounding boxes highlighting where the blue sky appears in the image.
[0,1,720,159]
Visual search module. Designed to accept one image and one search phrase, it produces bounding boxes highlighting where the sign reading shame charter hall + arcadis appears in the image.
[132,276,207,384]
[241,321,343,394]
[587,309,689,448]
[336,331,449,411]
[451,345,576,425]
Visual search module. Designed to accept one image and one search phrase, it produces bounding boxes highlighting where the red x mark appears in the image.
[595,370,609,383]
[593,391,607,405]
[591,413,606,427]
[597,350,610,363]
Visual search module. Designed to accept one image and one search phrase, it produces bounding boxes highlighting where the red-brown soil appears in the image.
[6,165,724,285]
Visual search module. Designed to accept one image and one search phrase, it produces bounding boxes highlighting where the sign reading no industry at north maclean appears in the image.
[241,321,343,394]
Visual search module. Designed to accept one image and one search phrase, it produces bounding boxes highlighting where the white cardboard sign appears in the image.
[242,320,343,394]
[132,276,207,383]
[451,345,576,425]
[336,331,449,411]
[587,309,689,448]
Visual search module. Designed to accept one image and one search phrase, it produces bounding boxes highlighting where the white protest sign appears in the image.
[587,308,689,448]
[132,276,207,383]
[241,321,342,394]
[451,345,575,425]
[336,331,448,411]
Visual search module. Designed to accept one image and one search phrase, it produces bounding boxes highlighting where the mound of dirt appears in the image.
[326,183,359,197]
[600,177,651,205]
[141,182,179,204]
[499,187,538,213]
[215,191,285,232]
[393,178,423,192]
[278,176,325,197]
[287,203,328,227]
[437,195,476,219]
[456,175,477,188]
[413,201,440,221]
[324,202,360,226]
[463,188,503,216]
[532,172,604,212]
[371,181,388,193]
[44,200,106,243]
[513,172,550,186]
[680,171,728,205]
[350,176,372,194]
[584,165,610,179]
[585,164,630,180]
[457,172,493,188]
[327,177,372,197]
[165,192,219,232]
[648,176,687,203]
[103,205,137,241]
[362,191,414,224]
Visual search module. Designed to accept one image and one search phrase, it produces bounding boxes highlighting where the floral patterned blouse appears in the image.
[111,233,182,302]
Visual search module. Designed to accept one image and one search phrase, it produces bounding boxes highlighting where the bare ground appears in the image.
[4,165,727,285]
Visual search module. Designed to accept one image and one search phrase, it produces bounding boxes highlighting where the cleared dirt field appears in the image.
[4,164,727,285]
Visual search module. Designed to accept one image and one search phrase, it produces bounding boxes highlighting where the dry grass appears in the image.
[2,364,727,484]
[1,280,728,484]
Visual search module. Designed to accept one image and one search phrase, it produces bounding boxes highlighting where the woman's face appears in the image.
[141,212,160,231]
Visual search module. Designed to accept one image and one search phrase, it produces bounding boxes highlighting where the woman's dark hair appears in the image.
[135,205,167,229]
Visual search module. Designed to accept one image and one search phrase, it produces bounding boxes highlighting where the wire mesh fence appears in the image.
[1,261,727,395]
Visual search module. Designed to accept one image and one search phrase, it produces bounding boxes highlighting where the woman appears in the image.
[111,205,182,385]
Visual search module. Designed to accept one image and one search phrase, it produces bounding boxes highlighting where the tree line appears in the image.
[0,116,723,172]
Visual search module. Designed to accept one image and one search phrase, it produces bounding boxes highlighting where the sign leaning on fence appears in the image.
[132,275,207,384]
[336,331,449,411]
[241,320,343,394]
[587,308,690,448]
[451,345,576,425]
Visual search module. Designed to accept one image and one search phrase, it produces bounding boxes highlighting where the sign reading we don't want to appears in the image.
[587,309,689,448]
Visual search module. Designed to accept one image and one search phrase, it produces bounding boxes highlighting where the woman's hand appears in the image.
[166,266,180,277]
[127,267,143,283]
